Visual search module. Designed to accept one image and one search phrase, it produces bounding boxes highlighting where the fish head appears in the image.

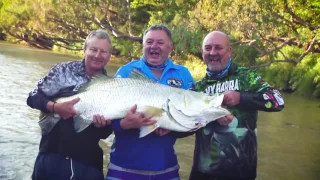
[167,91,231,130]
[168,91,225,116]
[192,116,212,129]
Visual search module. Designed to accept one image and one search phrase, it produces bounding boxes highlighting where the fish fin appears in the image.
[139,123,160,138]
[77,74,111,93]
[39,111,48,120]
[143,106,164,117]
[38,112,60,135]
[208,93,224,107]
[128,68,153,81]
[73,115,92,133]
[91,73,112,81]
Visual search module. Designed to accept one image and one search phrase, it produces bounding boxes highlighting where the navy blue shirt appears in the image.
[110,58,195,171]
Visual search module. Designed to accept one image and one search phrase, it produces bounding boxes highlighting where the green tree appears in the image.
[0,0,319,97]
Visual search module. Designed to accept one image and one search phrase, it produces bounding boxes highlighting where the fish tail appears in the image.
[73,115,93,133]
[38,112,60,135]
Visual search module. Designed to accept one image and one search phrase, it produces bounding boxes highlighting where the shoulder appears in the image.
[115,60,141,77]
[171,64,192,76]
[239,67,258,79]
[232,64,270,89]
[232,63,258,79]
[51,60,81,70]
[46,60,83,80]
[195,77,206,85]
[236,65,252,73]
[174,64,190,71]
[121,60,141,69]
[175,65,193,83]
[195,77,208,90]
[168,64,194,89]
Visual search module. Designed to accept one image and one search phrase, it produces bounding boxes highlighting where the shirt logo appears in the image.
[73,85,82,92]
[204,79,240,94]
[167,78,183,88]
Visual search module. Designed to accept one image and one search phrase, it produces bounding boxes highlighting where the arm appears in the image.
[112,119,125,132]
[27,64,62,112]
[169,119,226,138]
[223,72,284,112]
[96,124,113,139]
[169,131,196,138]
[27,88,52,113]
[237,89,284,112]
[91,115,114,139]
[27,63,80,119]
[238,72,284,112]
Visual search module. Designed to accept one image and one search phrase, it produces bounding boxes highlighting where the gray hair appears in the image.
[83,29,112,50]
[143,24,172,42]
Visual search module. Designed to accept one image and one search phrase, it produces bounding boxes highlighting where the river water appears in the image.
[0,42,319,180]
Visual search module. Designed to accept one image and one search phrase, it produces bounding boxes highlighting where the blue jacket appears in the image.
[110,58,195,171]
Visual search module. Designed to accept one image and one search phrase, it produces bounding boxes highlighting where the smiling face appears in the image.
[142,29,173,66]
[202,31,232,72]
[84,36,111,77]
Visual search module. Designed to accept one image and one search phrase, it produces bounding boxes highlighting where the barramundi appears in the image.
[39,69,231,138]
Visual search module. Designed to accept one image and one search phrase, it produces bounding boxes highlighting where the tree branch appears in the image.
[54,43,83,51]
[91,14,142,43]
[249,59,297,68]
[294,37,317,63]
[283,0,318,30]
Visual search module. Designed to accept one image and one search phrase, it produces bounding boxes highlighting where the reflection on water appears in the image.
[0,42,319,180]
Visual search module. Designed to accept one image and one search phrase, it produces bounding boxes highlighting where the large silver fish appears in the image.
[39,70,231,138]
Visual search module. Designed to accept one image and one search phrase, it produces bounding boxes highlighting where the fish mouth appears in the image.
[164,99,202,131]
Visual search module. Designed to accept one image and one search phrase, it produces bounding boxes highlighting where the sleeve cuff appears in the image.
[99,125,113,139]
[112,119,125,132]
[41,99,51,113]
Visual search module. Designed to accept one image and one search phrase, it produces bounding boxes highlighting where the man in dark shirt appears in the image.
[189,31,285,180]
[27,29,113,180]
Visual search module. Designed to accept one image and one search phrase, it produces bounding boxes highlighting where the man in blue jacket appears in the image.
[105,24,195,180]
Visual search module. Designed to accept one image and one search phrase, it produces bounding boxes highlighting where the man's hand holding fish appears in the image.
[120,104,157,130]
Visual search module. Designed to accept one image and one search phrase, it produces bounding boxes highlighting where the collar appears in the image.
[136,57,179,72]
[205,60,238,80]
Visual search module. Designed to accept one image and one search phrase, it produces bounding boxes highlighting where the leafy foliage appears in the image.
[0,0,319,98]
